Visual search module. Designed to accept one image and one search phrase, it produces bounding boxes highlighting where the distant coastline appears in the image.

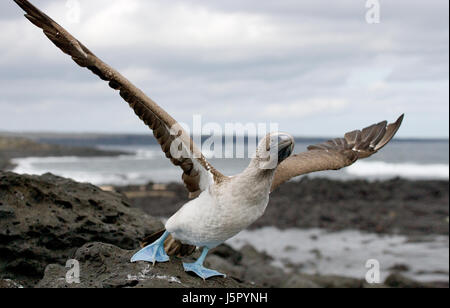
[1,131,448,147]
[0,135,126,172]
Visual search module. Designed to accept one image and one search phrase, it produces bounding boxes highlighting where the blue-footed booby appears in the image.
[15,0,404,280]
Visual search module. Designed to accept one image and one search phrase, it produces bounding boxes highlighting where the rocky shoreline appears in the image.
[116,178,449,237]
[0,171,448,288]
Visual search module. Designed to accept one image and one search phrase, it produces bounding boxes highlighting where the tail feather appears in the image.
[140,229,165,248]
[141,229,196,258]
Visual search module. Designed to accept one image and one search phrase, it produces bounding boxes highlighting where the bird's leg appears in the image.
[183,247,226,280]
[130,231,170,265]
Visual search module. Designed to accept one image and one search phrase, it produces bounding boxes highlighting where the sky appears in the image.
[0,0,448,138]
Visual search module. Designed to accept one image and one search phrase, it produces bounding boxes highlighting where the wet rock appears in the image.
[384,273,449,288]
[240,245,273,264]
[281,274,321,288]
[306,275,366,288]
[211,244,243,265]
[388,264,411,272]
[207,244,286,288]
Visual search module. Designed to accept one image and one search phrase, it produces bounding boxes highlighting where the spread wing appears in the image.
[14,0,224,198]
[271,115,404,192]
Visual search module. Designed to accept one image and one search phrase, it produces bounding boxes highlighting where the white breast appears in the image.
[165,180,270,249]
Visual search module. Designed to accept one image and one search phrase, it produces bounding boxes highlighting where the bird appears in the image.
[14,0,404,280]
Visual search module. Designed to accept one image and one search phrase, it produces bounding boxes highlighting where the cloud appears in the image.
[261,99,348,119]
[0,0,448,138]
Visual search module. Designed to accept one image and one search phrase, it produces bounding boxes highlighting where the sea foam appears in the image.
[11,155,449,186]
[346,161,449,180]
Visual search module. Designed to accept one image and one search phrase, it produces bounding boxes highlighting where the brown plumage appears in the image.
[13,0,224,199]
[13,0,227,257]
[141,229,196,258]
[271,115,404,191]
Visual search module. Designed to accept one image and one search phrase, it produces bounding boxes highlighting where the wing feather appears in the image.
[15,0,224,197]
[271,115,404,192]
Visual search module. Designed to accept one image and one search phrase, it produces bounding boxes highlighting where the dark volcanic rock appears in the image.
[207,244,286,288]
[1,172,447,289]
[0,279,24,288]
[35,240,370,289]
[34,242,355,289]
[0,172,163,287]
[303,275,366,288]
[263,178,449,236]
[384,273,449,288]
[36,242,250,288]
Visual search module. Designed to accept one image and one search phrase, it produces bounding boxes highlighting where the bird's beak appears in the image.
[277,135,294,163]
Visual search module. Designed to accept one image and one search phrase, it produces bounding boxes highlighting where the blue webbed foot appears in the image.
[183,262,226,280]
[130,231,169,265]
[131,245,169,264]
[182,247,226,280]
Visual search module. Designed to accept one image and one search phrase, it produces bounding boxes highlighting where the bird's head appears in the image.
[255,132,295,170]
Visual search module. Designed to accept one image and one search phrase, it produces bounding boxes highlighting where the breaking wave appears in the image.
[346,161,449,180]
[11,155,449,186]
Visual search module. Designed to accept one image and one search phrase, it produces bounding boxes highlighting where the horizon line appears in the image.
[0,131,448,142]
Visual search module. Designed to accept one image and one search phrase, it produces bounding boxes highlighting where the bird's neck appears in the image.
[221,157,275,213]
[240,157,276,190]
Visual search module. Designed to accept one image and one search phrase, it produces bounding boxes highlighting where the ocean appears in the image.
[11,138,449,186]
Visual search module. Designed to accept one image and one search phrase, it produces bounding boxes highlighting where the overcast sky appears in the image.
[0,0,448,138]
